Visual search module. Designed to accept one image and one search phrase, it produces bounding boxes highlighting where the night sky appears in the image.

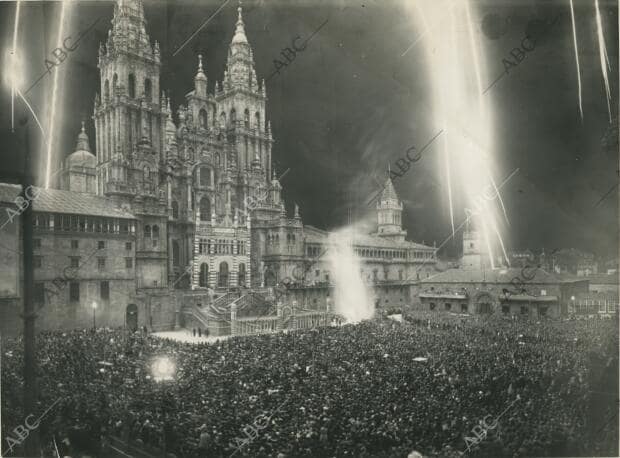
[0,0,617,260]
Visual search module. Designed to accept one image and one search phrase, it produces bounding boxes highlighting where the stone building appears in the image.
[0,0,437,335]
[416,231,588,318]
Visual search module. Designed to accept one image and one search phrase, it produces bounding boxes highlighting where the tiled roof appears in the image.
[303,225,434,250]
[421,267,583,284]
[584,274,619,285]
[0,183,135,219]
[501,295,558,302]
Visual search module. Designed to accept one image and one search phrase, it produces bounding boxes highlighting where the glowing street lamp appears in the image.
[91,301,97,329]
[151,356,176,383]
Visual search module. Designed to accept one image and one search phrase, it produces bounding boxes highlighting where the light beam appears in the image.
[44,0,71,189]
[569,0,584,121]
[595,0,612,123]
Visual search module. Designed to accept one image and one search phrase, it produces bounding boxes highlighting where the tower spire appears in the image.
[75,120,91,152]
[195,54,207,82]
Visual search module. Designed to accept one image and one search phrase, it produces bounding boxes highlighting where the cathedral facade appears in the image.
[0,0,438,334]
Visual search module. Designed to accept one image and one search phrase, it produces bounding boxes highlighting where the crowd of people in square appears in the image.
[1,312,617,457]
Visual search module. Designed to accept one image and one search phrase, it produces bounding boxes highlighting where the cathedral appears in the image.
[0,0,438,334]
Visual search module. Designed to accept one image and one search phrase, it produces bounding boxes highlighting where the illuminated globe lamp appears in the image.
[151,356,176,382]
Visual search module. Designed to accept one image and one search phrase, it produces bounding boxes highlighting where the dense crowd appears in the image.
[1,313,618,457]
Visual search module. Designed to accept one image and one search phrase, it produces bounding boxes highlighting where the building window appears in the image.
[171,201,179,219]
[69,282,80,302]
[461,304,467,313]
[144,78,152,101]
[445,303,452,311]
[71,240,79,249]
[238,263,246,287]
[502,305,510,314]
[126,242,132,251]
[125,258,133,268]
[539,306,547,317]
[34,283,45,306]
[70,257,79,268]
[172,241,180,266]
[199,109,208,129]
[200,167,212,187]
[33,239,41,249]
[33,256,42,268]
[144,225,151,238]
[100,281,109,300]
[199,263,209,287]
[429,302,436,311]
[152,225,159,239]
[200,197,211,221]
[128,73,136,98]
[218,261,229,287]
[97,258,106,270]
[98,241,105,250]
[520,306,529,315]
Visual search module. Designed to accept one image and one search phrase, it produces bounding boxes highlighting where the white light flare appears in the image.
[414,2,456,236]
[569,0,584,121]
[10,1,22,131]
[44,0,71,189]
[594,0,612,123]
[409,0,508,268]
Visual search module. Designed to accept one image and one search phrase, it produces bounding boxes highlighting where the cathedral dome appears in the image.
[66,122,96,168]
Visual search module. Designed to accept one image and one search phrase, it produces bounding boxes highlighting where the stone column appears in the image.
[187,178,193,221]
[230,304,238,336]
[276,301,283,331]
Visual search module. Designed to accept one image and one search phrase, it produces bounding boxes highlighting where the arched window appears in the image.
[214,153,220,166]
[171,201,179,219]
[244,109,250,128]
[144,224,151,238]
[144,78,152,101]
[199,263,209,287]
[255,112,261,131]
[172,240,180,266]
[104,80,110,101]
[230,108,236,125]
[152,225,159,238]
[275,234,279,244]
[143,166,149,183]
[112,73,118,91]
[200,197,211,221]
[128,73,136,98]
[218,261,229,287]
[219,112,226,128]
[200,167,211,187]
[199,109,208,129]
[238,263,246,287]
